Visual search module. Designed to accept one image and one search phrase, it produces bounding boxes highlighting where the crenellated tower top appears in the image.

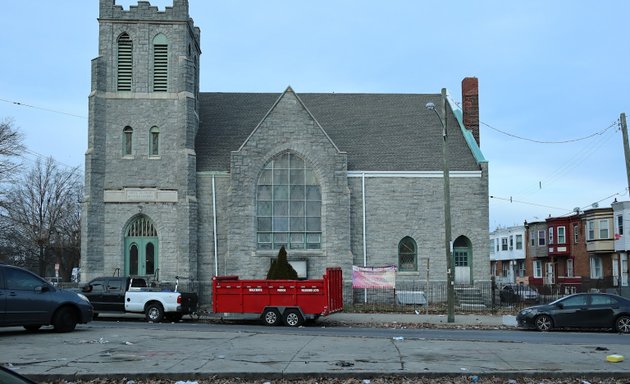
[99,0,190,22]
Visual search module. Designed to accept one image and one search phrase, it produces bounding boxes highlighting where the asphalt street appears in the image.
[0,313,628,382]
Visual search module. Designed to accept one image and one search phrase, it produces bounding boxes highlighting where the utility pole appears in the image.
[621,113,630,196]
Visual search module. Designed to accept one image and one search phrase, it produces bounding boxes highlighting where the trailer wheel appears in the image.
[145,303,164,322]
[282,308,304,327]
[262,308,282,326]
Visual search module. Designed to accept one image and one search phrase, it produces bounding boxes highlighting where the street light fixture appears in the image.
[425,88,455,323]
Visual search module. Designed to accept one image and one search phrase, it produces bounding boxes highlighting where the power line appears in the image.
[480,120,618,144]
[0,97,87,120]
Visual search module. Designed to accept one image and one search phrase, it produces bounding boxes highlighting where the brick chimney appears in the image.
[462,77,480,146]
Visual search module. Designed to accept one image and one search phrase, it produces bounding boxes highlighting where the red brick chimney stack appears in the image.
[462,77,480,146]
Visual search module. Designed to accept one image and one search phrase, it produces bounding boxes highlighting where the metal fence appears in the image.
[345,281,565,314]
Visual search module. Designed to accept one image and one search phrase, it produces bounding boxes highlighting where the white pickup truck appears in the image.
[81,276,198,322]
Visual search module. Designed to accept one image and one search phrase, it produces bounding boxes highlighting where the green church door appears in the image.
[453,236,472,285]
[125,238,158,276]
[124,216,158,276]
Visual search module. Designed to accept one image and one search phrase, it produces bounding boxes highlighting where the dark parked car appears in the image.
[500,284,540,304]
[0,366,38,384]
[0,264,93,332]
[516,292,630,333]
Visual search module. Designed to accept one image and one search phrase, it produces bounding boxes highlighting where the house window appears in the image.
[590,256,603,279]
[501,237,508,251]
[618,214,624,236]
[587,220,595,240]
[149,126,160,156]
[489,239,495,254]
[501,262,508,277]
[509,236,514,250]
[533,260,542,278]
[496,239,499,252]
[538,230,545,246]
[557,226,566,244]
[515,234,523,250]
[567,259,574,277]
[398,237,417,272]
[153,34,168,92]
[256,152,321,250]
[573,224,579,243]
[117,33,132,91]
[517,260,525,277]
[530,230,536,246]
[599,219,609,239]
[548,227,554,245]
[123,126,133,156]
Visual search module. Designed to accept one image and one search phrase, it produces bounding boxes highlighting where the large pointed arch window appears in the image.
[257,152,321,250]
[152,34,168,92]
[117,33,132,91]
[398,237,417,271]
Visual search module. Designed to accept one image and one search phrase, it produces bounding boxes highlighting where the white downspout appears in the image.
[362,172,367,303]
[212,175,218,276]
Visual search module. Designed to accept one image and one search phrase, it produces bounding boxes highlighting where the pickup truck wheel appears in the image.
[282,308,304,327]
[262,308,282,326]
[145,303,165,322]
[53,307,78,333]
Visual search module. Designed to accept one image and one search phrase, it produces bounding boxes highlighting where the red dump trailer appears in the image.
[212,267,343,327]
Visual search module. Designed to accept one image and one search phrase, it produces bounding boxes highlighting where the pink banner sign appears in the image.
[352,265,397,289]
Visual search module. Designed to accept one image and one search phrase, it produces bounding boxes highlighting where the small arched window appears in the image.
[149,126,160,157]
[398,237,417,271]
[123,126,133,156]
[117,33,132,91]
[152,34,168,92]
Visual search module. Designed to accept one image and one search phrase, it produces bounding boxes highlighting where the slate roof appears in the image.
[196,92,483,173]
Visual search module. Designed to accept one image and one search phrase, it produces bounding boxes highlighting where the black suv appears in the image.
[0,264,93,332]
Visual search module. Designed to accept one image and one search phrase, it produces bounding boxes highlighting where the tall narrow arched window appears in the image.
[117,33,132,91]
[123,126,133,156]
[398,237,417,271]
[256,152,321,250]
[149,126,160,157]
[152,34,168,92]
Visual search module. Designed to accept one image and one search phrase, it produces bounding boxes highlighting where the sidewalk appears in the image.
[317,312,513,328]
[3,312,628,382]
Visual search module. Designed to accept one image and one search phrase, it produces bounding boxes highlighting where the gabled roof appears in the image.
[196,91,486,172]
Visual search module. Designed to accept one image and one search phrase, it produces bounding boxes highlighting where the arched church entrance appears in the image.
[124,215,158,276]
[453,236,472,284]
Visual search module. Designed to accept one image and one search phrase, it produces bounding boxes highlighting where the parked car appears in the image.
[0,264,93,332]
[0,366,38,384]
[500,284,540,304]
[516,292,630,333]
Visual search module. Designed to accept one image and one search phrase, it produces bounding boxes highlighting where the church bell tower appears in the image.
[81,0,201,282]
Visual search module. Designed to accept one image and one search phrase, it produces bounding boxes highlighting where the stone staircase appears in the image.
[454,286,487,309]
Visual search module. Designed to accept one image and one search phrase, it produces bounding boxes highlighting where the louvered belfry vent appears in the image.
[153,44,168,92]
[117,33,132,91]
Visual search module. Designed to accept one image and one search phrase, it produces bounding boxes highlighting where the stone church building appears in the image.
[81,0,490,303]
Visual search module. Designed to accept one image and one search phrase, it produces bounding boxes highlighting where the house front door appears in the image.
[545,262,554,285]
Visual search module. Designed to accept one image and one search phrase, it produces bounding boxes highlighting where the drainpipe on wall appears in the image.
[362,172,367,303]
[212,175,218,276]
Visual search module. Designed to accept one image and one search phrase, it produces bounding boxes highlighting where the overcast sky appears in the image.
[0,0,628,229]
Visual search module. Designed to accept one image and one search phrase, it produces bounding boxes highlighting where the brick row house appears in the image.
[490,203,629,297]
